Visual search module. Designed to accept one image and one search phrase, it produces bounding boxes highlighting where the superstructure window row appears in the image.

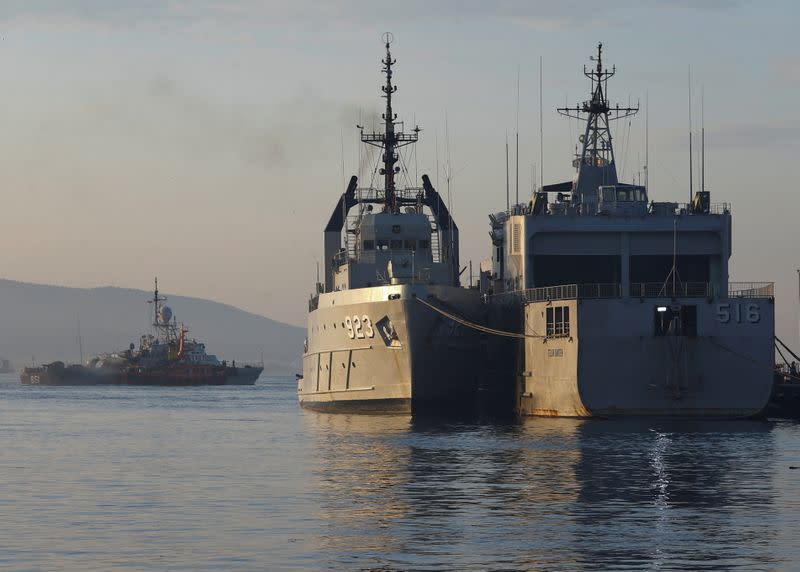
[363,239,430,251]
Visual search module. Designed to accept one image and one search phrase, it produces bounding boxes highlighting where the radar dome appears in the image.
[159,306,173,324]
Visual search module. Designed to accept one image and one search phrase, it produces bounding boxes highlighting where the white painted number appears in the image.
[362,315,374,338]
[716,303,760,324]
[344,315,375,339]
[716,303,730,323]
[353,315,364,339]
[747,303,761,324]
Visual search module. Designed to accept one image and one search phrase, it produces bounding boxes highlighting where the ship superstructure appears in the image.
[484,45,775,417]
[298,35,489,412]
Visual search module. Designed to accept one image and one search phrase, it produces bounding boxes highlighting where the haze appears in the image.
[1,1,798,345]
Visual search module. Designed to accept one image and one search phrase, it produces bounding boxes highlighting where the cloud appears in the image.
[0,0,743,31]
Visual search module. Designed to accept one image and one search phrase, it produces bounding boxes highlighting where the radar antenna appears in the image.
[557,43,639,196]
[359,33,419,214]
[147,277,172,342]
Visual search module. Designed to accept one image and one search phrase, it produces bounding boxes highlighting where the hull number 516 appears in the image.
[716,303,760,324]
[345,315,374,339]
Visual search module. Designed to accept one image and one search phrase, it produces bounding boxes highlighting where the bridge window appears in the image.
[404,239,416,250]
[390,239,402,250]
[377,240,389,250]
[363,240,374,250]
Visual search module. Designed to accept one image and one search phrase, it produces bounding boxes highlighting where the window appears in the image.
[404,239,416,250]
[363,240,374,250]
[603,188,615,202]
[377,239,389,250]
[546,305,570,338]
[390,239,402,250]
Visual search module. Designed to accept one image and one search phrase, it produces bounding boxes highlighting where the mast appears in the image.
[557,43,638,201]
[358,33,418,214]
[689,66,693,204]
[148,277,168,339]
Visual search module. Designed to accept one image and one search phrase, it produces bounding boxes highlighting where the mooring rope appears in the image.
[414,296,544,339]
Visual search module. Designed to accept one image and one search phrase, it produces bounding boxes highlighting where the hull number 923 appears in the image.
[345,315,375,339]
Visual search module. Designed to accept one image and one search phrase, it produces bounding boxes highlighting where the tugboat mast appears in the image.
[148,277,170,342]
[359,33,419,214]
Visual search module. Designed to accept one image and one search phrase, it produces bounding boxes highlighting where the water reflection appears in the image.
[304,412,780,571]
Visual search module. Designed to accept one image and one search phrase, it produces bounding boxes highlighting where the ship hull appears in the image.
[223,366,263,385]
[123,364,226,386]
[298,284,492,413]
[514,297,775,418]
[20,364,121,386]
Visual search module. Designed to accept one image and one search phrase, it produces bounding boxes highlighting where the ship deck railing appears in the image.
[499,201,731,218]
[489,281,774,304]
[728,282,774,298]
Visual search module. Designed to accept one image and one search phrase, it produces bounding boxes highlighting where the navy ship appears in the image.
[298,35,489,412]
[483,44,774,417]
[21,279,263,386]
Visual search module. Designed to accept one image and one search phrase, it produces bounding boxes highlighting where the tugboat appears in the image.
[121,279,261,386]
[298,34,490,413]
[484,44,775,417]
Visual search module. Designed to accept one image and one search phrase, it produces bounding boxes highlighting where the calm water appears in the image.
[1,373,799,571]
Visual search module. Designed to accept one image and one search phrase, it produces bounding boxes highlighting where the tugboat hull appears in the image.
[223,366,263,385]
[123,364,226,386]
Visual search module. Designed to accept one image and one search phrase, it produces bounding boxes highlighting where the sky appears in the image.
[0,0,798,344]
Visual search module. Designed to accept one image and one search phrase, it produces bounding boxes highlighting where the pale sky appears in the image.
[1,1,798,344]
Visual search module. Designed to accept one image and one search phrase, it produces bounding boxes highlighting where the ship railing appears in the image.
[500,201,732,218]
[488,283,621,304]
[629,282,714,298]
[354,187,425,204]
[662,203,732,216]
[728,282,774,298]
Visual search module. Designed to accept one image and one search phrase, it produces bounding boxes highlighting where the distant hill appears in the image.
[0,279,304,374]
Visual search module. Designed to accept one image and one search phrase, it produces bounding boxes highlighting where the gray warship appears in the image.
[484,44,775,417]
[298,35,488,413]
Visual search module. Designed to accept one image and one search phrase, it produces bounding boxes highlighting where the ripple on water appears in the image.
[1,373,799,570]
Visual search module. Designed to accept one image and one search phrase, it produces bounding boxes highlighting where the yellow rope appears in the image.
[414,296,544,339]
